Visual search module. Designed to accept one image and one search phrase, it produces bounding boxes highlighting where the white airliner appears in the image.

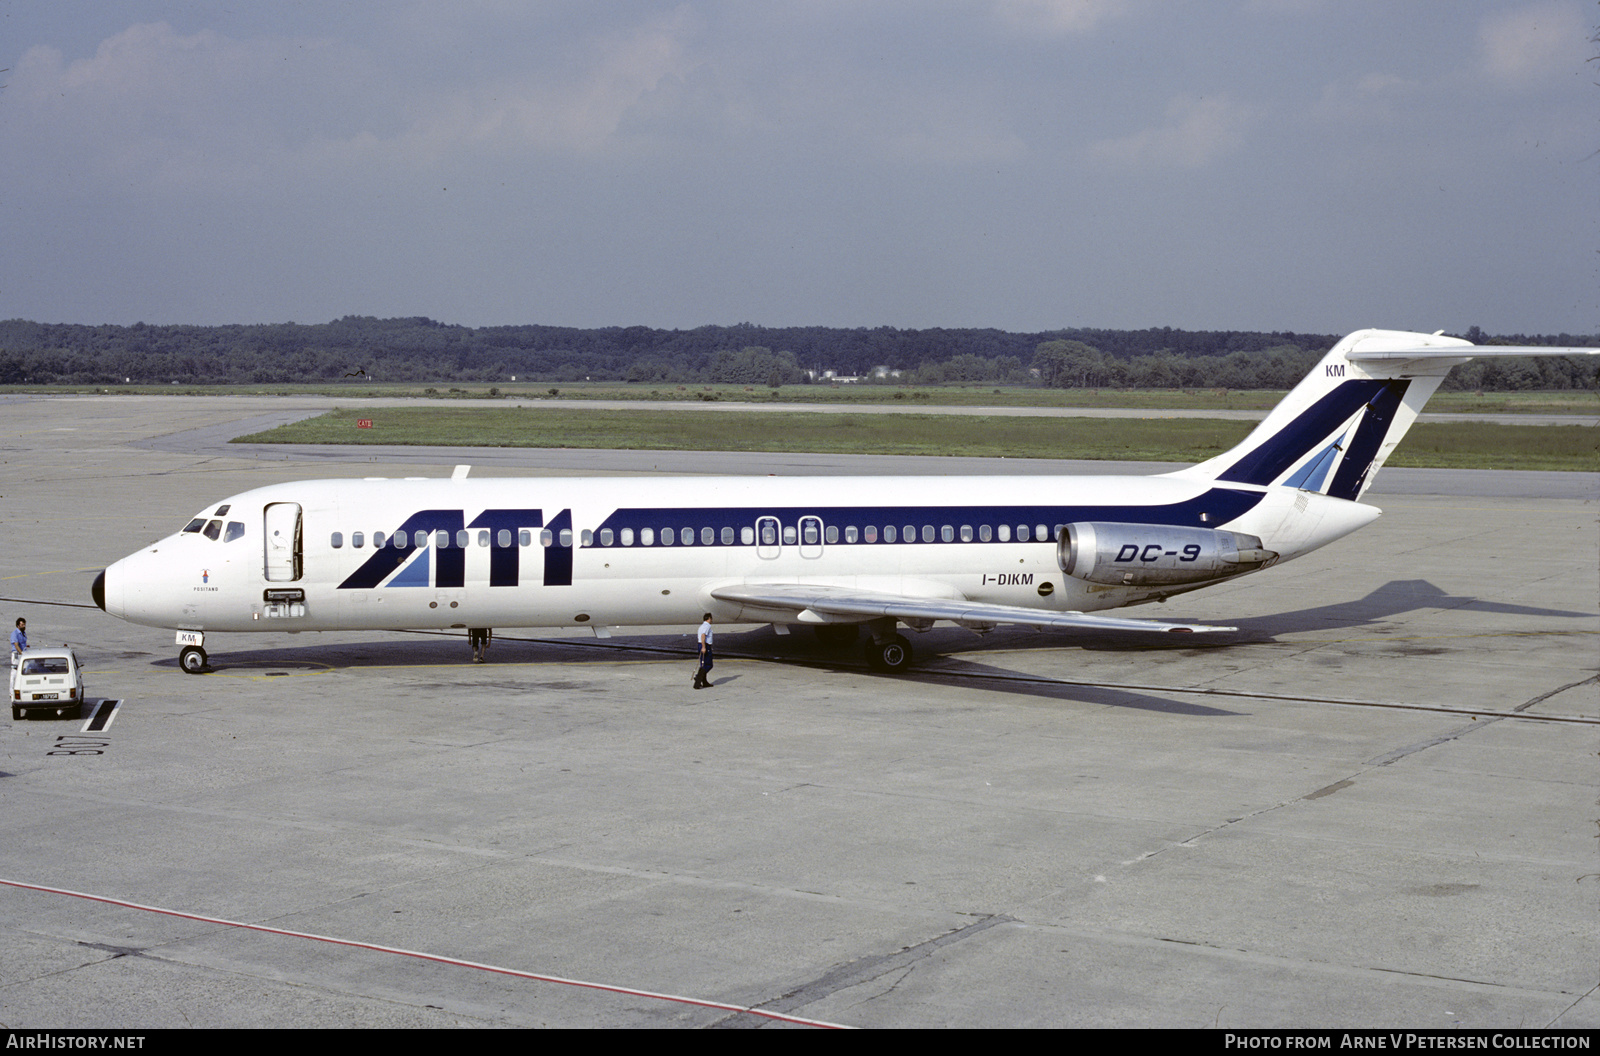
[92,329,1596,674]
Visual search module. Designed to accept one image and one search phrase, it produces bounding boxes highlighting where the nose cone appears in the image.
[92,570,106,612]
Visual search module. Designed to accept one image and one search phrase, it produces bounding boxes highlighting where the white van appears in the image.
[11,648,87,720]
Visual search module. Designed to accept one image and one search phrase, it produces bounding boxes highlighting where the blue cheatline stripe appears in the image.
[588,487,1264,547]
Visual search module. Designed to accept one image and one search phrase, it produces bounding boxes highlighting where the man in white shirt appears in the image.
[693,613,714,689]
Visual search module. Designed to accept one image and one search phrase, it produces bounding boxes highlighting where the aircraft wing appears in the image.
[709,584,1237,634]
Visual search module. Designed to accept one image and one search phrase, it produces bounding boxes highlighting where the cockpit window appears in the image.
[202,519,223,541]
[214,505,231,516]
[182,518,207,533]
[224,521,246,543]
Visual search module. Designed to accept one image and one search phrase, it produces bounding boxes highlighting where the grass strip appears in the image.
[233,407,1598,472]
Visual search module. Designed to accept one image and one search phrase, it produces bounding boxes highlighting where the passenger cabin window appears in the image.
[436,530,451,548]
[352,531,364,548]
[825,525,839,544]
[741,526,754,545]
[921,525,934,543]
[864,526,878,543]
[701,527,714,546]
[979,525,991,542]
[621,528,635,546]
[802,522,819,545]
[224,522,246,543]
[640,528,654,546]
[501,529,514,548]
[884,525,896,543]
[520,530,531,546]
[414,530,428,548]
[679,527,691,545]
[782,525,797,545]
[561,529,574,547]
[960,525,972,542]
[373,531,387,548]
[540,529,553,547]
[331,532,343,549]
[721,527,734,545]
[1035,524,1048,541]
[394,532,408,549]
[600,528,614,546]
[998,525,1010,542]
[844,526,858,544]
[660,527,674,546]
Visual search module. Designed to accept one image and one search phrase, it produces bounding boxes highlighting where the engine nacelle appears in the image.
[1057,522,1277,586]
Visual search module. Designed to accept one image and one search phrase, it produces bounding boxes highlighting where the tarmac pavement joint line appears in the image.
[716,913,1017,1028]
[0,876,854,1029]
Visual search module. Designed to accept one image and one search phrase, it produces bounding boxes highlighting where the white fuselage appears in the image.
[97,471,1377,637]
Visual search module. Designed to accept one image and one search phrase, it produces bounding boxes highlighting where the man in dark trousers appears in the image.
[693,613,714,689]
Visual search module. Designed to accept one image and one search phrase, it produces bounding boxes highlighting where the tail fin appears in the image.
[1169,328,1597,502]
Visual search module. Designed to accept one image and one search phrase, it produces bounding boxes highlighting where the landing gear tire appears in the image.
[813,624,860,648]
[865,633,913,674]
[179,646,208,674]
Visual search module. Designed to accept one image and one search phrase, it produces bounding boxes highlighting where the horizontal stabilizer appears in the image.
[1348,344,1599,363]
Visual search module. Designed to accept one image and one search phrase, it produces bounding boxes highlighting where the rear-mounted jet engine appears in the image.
[1058,522,1278,587]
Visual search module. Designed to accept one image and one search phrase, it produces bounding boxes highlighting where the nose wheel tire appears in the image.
[179,646,208,674]
[865,633,913,673]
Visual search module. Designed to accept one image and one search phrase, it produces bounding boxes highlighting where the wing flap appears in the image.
[710,584,1236,634]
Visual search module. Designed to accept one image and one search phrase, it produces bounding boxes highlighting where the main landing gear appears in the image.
[864,630,913,674]
[808,620,914,673]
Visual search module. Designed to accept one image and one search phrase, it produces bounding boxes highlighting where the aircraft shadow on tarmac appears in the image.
[149,625,1242,716]
[142,579,1587,717]
[1222,577,1595,637]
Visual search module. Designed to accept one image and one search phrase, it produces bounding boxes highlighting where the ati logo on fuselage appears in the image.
[337,509,570,590]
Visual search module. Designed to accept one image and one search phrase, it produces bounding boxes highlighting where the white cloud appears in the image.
[1311,72,1419,125]
[989,0,1129,35]
[1089,94,1255,168]
[432,8,700,156]
[1479,1,1588,84]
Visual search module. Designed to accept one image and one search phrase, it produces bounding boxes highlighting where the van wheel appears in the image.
[179,646,208,674]
[11,705,21,721]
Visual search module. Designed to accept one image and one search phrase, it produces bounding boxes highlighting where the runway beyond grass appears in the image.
[232,406,1598,471]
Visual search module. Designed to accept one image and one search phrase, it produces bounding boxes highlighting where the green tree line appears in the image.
[0,317,1593,391]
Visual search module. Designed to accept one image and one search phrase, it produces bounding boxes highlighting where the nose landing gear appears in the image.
[179,645,209,674]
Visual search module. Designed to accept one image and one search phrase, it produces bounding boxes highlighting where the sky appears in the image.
[1,1,1595,335]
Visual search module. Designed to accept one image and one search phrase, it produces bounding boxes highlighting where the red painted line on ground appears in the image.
[1,877,848,1028]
